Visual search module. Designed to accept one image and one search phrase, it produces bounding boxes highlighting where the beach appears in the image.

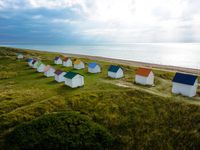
[63,53,200,75]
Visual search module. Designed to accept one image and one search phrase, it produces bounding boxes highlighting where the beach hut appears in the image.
[108,65,124,78]
[63,57,72,67]
[27,58,33,67]
[54,70,66,82]
[135,68,154,85]
[172,72,198,97]
[44,65,55,77]
[64,71,84,88]
[17,53,23,59]
[32,60,39,68]
[36,62,46,72]
[54,56,62,64]
[73,59,85,69]
[88,62,101,73]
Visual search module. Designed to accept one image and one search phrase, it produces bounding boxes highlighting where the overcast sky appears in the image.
[0,0,200,44]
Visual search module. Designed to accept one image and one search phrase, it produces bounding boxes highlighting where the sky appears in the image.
[0,0,200,45]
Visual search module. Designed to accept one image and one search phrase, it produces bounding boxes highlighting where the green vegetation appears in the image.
[0,46,200,150]
[4,112,113,150]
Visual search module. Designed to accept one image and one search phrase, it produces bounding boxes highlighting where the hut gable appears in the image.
[172,72,198,97]
[44,65,55,77]
[64,71,84,88]
[135,68,154,85]
[73,59,85,69]
[108,65,123,78]
[54,56,62,64]
[172,73,197,85]
[108,65,121,73]
[88,62,101,73]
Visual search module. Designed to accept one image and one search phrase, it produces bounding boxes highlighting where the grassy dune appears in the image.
[0,46,200,149]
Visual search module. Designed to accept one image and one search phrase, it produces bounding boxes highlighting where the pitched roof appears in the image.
[44,65,50,72]
[64,71,79,79]
[88,62,99,68]
[54,70,63,75]
[74,59,82,65]
[17,53,23,56]
[108,65,121,73]
[172,72,198,85]
[136,68,152,77]
[44,65,54,72]
[27,58,32,62]
[32,60,37,64]
[63,57,70,61]
[36,61,43,68]
[54,56,60,61]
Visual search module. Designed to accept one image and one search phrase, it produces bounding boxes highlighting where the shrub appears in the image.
[4,112,113,150]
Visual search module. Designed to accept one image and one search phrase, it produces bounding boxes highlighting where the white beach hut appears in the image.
[54,56,62,65]
[73,59,85,70]
[108,65,124,78]
[17,53,23,59]
[54,70,66,82]
[135,68,154,85]
[32,60,39,69]
[172,72,198,97]
[88,62,101,73]
[64,71,84,88]
[36,62,46,72]
[63,57,72,67]
[44,65,55,77]
[27,58,33,67]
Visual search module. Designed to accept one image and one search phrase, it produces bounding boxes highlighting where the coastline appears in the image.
[1,46,199,75]
[62,53,200,75]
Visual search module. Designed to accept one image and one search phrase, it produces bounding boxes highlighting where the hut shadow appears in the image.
[35,74,45,79]
[26,71,36,75]
[47,80,58,85]
[24,67,33,70]
[56,84,80,94]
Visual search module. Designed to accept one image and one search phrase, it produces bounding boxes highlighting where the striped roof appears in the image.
[54,70,63,75]
[64,71,80,79]
[172,72,198,85]
[136,68,152,77]
[108,65,121,73]
[88,62,99,68]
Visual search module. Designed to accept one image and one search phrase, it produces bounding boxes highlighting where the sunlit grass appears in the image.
[0,46,200,150]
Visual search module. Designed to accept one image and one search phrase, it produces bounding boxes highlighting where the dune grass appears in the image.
[0,46,200,150]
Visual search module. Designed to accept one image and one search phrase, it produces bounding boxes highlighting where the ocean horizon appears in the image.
[3,43,200,70]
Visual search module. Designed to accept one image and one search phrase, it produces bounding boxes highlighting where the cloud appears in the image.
[28,0,81,9]
[0,0,200,43]
[32,15,43,19]
[51,18,79,24]
[0,0,83,10]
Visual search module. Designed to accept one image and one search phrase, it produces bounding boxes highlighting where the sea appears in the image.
[4,43,200,69]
